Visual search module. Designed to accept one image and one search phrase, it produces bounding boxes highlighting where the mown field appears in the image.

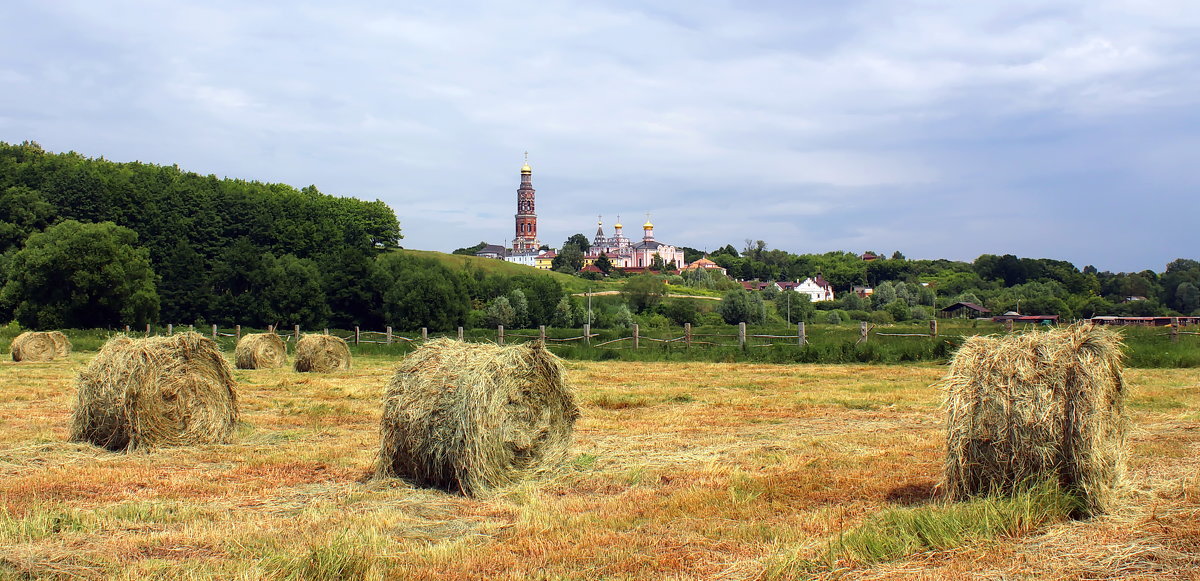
[1,351,1197,580]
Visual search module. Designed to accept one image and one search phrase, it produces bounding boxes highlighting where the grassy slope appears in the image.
[399,249,618,294]
[400,249,724,298]
[0,357,1196,579]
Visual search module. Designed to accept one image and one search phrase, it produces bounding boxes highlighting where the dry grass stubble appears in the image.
[0,356,1196,579]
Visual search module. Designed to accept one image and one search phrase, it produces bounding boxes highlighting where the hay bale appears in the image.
[293,334,351,372]
[377,338,580,496]
[48,331,71,358]
[941,324,1128,515]
[70,332,239,451]
[235,333,287,369]
[10,331,72,361]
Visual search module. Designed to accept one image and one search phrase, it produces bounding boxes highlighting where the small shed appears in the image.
[938,302,992,319]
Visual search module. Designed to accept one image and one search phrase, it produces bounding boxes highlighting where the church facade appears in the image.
[586,217,685,271]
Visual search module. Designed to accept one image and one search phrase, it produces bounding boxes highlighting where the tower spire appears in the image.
[513,154,537,251]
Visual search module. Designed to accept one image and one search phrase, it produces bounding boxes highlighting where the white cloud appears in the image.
[1,0,1197,271]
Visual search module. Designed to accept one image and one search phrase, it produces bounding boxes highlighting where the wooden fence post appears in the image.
[1172,318,1180,343]
[685,323,692,348]
[124,324,130,334]
[930,319,938,337]
[421,327,428,341]
[268,324,274,334]
[798,322,806,346]
[539,325,546,343]
[457,326,464,341]
[235,325,241,340]
[167,323,173,335]
[498,325,505,345]
[738,322,747,349]
[354,326,360,345]
[386,326,393,344]
[145,323,151,337]
[1005,319,1014,333]
[293,324,300,343]
[633,324,639,349]
[860,321,869,343]
[323,328,329,336]
[583,324,591,346]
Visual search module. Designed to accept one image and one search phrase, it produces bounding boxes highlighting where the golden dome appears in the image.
[521,163,532,173]
[614,221,623,229]
[643,220,653,229]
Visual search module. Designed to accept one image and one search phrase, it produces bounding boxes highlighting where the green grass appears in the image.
[829,482,1081,564]
[766,481,1083,576]
[5,319,1199,368]
[400,249,619,294]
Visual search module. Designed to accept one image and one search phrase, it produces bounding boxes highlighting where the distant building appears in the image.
[475,244,508,260]
[506,250,543,268]
[512,154,540,253]
[860,252,879,261]
[585,216,685,271]
[535,251,556,270]
[794,276,835,302]
[741,281,772,291]
[682,257,727,276]
[939,302,991,319]
[476,157,550,265]
[852,285,874,298]
[993,313,1059,324]
[1090,316,1200,326]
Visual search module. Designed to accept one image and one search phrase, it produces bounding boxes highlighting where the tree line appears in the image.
[0,141,403,329]
[3,141,1195,331]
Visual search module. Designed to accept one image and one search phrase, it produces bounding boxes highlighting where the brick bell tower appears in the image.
[513,152,539,252]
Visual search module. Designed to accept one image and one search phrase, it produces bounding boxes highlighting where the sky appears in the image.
[2,1,1197,273]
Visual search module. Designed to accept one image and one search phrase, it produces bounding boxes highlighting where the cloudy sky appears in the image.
[2,1,1197,272]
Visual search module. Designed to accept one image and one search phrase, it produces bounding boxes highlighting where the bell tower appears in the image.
[513,152,539,252]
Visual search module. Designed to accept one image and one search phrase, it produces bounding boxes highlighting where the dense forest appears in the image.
[1,141,1195,332]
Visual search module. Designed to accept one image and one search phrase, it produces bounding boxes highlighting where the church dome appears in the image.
[643,220,653,229]
[521,162,532,173]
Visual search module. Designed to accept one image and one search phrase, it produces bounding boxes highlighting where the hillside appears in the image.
[400,249,621,294]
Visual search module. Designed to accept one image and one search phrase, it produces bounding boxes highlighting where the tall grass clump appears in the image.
[828,480,1081,565]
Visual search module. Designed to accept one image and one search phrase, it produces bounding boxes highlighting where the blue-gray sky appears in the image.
[2,1,1197,272]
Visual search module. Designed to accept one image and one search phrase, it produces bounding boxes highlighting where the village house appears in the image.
[681,256,727,276]
[793,276,835,302]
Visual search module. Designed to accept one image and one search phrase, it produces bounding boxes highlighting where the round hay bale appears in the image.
[940,324,1127,515]
[235,333,287,369]
[48,331,72,358]
[11,331,71,361]
[293,334,351,373]
[377,338,580,496]
[70,332,239,451]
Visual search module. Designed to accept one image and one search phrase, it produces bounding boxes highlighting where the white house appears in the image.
[794,276,836,302]
[504,249,547,267]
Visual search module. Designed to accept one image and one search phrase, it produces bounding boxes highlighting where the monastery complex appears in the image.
[475,156,684,273]
[473,156,834,301]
